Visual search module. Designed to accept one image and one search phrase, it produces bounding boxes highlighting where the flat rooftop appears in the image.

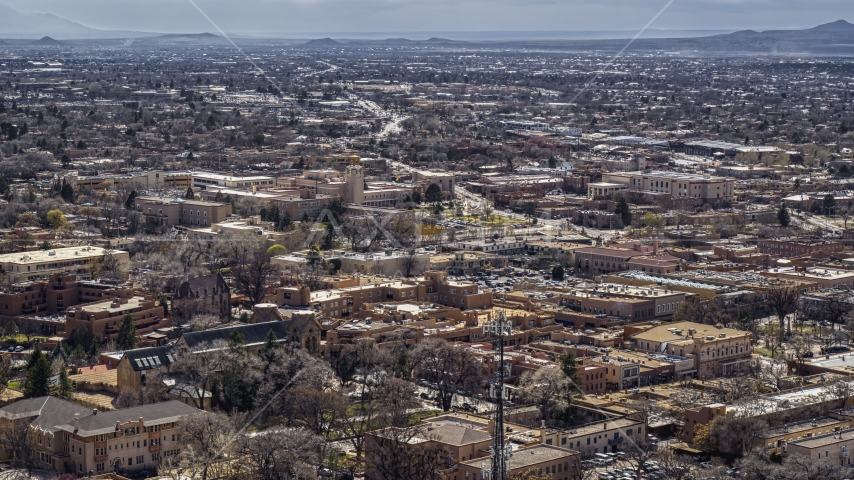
[561,417,642,439]
[462,445,576,471]
[0,246,113,264]
[73,296,150,315]
[192,172,274,181]
[788,429,854,449]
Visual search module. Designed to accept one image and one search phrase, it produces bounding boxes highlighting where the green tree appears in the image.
[69,324,92,350]
[229,330,247,346]
[643,212,664,231]
[115,314,139,350]
[60,180,74,203]
[259,329,279,363]
[778,204,791,227]
[424,183,443,205]
[185,186,195,199]
[54,364,73,400]
[823,193,837,215]
[558,352,583,396]
[46,209,67,229]
[321,222,336,250]
[125,190,138,209]
[159,295,169,316]
[548,156,557,169]
[277,211,293,231]
[551,265,565,281]
[23,348,52,398]
[266,244,287,257]
[89,334,103,358]
[614,196,631,226]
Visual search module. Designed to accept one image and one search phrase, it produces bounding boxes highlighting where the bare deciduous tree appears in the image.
[411,338,484,412]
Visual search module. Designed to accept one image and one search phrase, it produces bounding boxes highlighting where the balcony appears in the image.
[149,444,162,453]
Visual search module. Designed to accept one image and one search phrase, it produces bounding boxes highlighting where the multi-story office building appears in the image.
[0,247,129,284]
[0,397,198,475]
[630,321,752,377]
[191,171,276,191]
[57,401,199,475]
[757,238,844,258]
[134,196,232,228]
[602,170,735,207]
[65,294,170,340]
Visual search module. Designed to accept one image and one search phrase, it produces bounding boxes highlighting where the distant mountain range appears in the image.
[0,3,156,39]
[0,2,853,56]
[297,19,854,55]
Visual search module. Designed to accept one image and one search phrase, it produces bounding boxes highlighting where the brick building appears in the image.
[757,238,844,258]
[65,295,170,340]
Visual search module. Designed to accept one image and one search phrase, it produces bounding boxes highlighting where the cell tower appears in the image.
[481,311,513,480]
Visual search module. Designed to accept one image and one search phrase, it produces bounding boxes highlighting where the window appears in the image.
[137,455,144,465]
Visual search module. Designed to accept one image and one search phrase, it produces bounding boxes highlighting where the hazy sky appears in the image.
[3,0,854,35]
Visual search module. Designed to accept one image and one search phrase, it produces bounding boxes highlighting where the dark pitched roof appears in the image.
[181,321,290,350]
[56,400,200,436]
[123,345,177,372]
[0,396,94,433]
[174,273,229,299]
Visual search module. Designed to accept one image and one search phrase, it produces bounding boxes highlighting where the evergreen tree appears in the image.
[278,211,293,231]
[321,222,335,250]
[271,206,280,226]
[125,190,138,209]
[55,364,73,400]
[159,296,169,316]
[185,186,195,199]
[89,334,103,358]
[60,180,75,203]
[393,350,411,380]
[115,314,139,350]
[559,352,583,391]
[778,204,791,227]
[424,183,443,205]
[229,330,247,346]
[614,197,632,226]
[259,329,279,359]
[23,348,52,398]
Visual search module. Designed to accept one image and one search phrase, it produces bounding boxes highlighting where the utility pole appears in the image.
[481,311,513,480]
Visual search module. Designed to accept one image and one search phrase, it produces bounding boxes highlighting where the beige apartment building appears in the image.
[273,270,492,318]
[411,169,456,195]
[786,431,854,467]
[268,188,337,220]
[459,445,580,480]
[191,171,276,190]
[602,170,735,206]
[542,417,645,455]
[134,196,232,228]
[0,246,129,284]
[70,170,190,192]
[65,295,170,340]
[630,321,752,377]
[0,398,198,476]
[58,401,199,475]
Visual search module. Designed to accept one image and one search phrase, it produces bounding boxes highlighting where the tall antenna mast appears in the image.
[482,310,512,480]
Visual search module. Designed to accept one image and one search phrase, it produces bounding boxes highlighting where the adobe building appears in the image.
[65,295,170,341]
